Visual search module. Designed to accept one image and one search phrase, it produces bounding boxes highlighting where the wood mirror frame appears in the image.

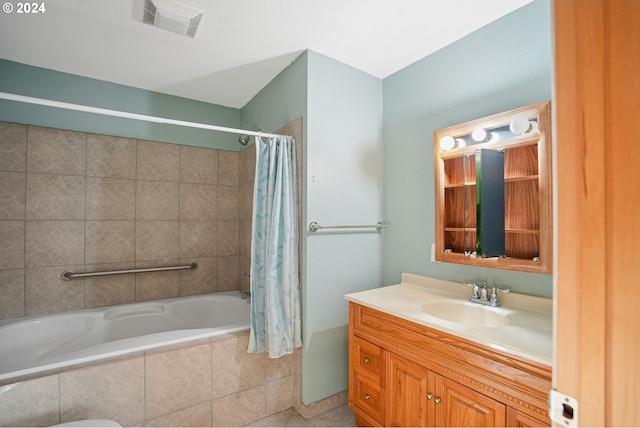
[434,101,552,274]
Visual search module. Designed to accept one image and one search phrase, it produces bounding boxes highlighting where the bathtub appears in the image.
[0,291,250,383]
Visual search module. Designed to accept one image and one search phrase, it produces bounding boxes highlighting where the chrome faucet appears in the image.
[463,281,510,307]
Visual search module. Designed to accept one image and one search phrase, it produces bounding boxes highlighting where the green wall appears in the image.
[382,0,553,297]
[0,59,241,151]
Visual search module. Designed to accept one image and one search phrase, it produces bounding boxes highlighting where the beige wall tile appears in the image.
[137,140,179,182]
[135,267,179,302]
[26,174,85,220]
[179,257,217,296]
[84,262,136,308]
[217,185,238,220]
[0,269,25,319]
[136,181,179,220]
[136,221,180,261]
[0,374,59,427]
[266,353,294,381]
[266,376,293,415]
[25,266,84,315]
[179,183,217,221]
[25,221,84,267]
[211,385,267,427]
[0,172,25,220]
[0,221,24,269]
[146,402,212,427]
[145,343,212,419]
[0,122,27,172]
[60,358,145,427]
[0,122,248,318]
[218,221,238,256]
[217,256,239,291]
[211,334,265,399]
[86,177,135,220]
[238,146,255,186]
[239,219,252,259]
[86,134,136,179]
[218,150,238,186]
[179,221,216,258]
[239,182,254,222]
[85,221,135,264]
[180,146,218,184]
[27,126,86,176]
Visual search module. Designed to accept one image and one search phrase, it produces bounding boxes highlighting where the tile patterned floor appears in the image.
[246,404,356,427]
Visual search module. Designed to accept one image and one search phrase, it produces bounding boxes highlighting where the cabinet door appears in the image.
[435,376,506,427]
[386,353,435,427]
[506,407,550,427]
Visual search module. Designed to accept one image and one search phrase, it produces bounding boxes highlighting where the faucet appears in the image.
[463,281,510,307]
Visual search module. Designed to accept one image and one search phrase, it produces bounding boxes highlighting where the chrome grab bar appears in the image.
[308,221,388,233]
[61,262,198,281]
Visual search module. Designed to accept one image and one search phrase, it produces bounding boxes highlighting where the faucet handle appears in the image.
[463,281,487,299]
[463,280,487,287]
[489,286,510,305]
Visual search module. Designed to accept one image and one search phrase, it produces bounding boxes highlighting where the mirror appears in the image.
[433,101,552,274]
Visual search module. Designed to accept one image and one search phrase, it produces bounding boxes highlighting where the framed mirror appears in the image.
[433,101,552,274]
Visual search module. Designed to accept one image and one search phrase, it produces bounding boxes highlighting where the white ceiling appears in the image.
[0,0,533,109]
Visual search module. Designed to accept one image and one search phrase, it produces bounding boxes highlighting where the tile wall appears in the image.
[0,121,245,320]
[0,333,294,427]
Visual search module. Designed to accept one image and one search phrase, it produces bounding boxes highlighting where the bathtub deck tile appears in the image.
[59,357,145,427]
[211,334,266,399]
[146,401,212,427]
[0,374,59,427]
[211,384,266,427]
[145,342,212,420]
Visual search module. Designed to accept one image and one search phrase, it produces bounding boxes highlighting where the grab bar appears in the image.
[308,221,388,233]
[61,262,198,281]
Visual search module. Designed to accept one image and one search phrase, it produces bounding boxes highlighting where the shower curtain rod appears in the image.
[0,92,291,139]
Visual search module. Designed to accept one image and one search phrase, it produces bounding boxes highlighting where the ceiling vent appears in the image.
[143,0,204,38]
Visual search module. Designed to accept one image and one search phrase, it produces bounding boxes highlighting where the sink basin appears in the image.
[421,301,510,328]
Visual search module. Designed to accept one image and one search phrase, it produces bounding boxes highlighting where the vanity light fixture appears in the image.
[439,136,466,151]
[472,128,490,142]
[509,117,533,135]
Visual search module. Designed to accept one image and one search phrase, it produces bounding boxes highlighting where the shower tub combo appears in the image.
[0,291,250,383]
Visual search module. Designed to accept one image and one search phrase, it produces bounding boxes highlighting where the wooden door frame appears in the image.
[554,0,640,426]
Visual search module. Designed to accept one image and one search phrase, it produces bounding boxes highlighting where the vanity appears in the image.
[345,273,552,427]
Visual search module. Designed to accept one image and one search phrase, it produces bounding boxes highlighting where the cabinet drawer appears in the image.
[352,336,385,383]
[353,371,385,423]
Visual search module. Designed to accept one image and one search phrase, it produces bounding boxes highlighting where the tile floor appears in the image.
[246,403,356,427]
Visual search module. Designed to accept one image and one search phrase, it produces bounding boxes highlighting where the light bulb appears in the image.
[510,117,532,135]
[472,128,488,142]
[439,136,455,151]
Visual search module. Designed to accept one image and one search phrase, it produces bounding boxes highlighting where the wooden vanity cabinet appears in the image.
[348,302,551,427]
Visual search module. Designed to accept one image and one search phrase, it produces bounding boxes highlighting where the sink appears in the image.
[421,301,510,328]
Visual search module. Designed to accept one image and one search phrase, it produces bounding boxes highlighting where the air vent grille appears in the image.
[142,0,203,38]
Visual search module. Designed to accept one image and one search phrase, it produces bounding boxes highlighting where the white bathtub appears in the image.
[0,292,250,383]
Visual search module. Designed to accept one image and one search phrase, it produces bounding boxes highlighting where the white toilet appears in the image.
[52,420,121,427]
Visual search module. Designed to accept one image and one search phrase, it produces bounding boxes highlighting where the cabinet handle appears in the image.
[435,397,441,404]
[364,394,371,400]
[363,357,370,363]
[427,393,433,400]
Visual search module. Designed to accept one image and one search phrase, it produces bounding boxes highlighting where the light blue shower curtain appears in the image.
[247,135,301,358]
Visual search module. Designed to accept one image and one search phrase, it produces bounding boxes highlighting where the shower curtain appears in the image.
[247,135,301,358]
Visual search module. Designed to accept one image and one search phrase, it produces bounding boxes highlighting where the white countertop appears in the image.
[344,273,552,366]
